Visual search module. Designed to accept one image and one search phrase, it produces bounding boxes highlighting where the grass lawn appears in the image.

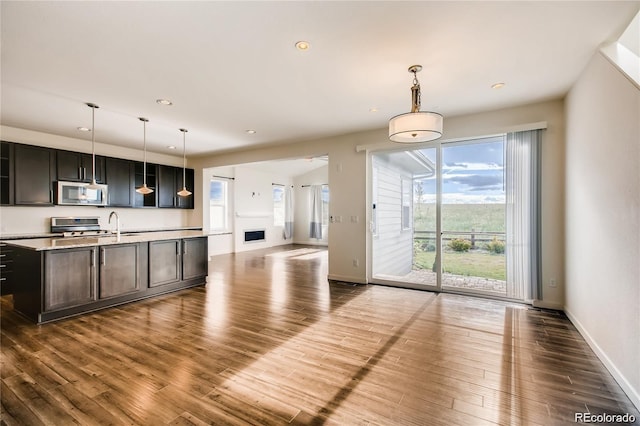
[414,249,506,281]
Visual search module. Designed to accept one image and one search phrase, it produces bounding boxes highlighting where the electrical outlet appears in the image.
[549,279,557,288]
[353,259,359,267]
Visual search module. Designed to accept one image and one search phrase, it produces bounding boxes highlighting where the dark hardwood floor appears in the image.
[1,244,638,425]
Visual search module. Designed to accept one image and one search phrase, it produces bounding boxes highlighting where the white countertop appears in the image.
[3,230,207,251]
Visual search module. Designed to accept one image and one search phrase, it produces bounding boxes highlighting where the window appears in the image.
[209,179,228,231]
[401,177,411,230]
[273,185,285,227]
[321,185,330,226]
[372,167,378,236]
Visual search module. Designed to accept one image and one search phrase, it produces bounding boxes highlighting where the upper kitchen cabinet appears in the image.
[158,165,194,209]
[133,161,157,208]
[14,144,55,205]
[57,149,105,183]
[105,157,134,207]
[177,168,195,209]
[0,142,14,205]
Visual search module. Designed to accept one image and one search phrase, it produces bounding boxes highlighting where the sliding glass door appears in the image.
[371,132,539,301]
[440,137,507,297]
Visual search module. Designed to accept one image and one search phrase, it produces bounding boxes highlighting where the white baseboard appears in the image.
[293,239,328,247]
[564,306,640,411]
[327,274,367,285]
[532,299,564,310]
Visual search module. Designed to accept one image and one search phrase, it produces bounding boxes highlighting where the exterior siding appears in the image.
[372,157,413,277]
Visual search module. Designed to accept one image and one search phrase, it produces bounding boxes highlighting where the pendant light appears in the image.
[85,103,102,189]
[388,65,443,143]
[177,128,192,197]
[135,117,154,195]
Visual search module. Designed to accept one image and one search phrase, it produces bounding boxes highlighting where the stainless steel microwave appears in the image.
[57,181,108,206]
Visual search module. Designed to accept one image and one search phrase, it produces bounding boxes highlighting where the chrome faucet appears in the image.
[108,211,120,238]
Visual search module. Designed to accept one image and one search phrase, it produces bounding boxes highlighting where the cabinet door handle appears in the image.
[183,241,187,255]
[90,249,95,267]
[100,249,106,265]
[50,190,54,203]
[79,167,83,180]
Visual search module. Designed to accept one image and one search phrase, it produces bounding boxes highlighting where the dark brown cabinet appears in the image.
[106,157,134,207]
[14,144,55,205]
[149,239,181,287]
[44,247,97,311]
[0,243,14,295]
[134,162,157,208]
[99,244,140,299]
[177,168,195,209]
[11,235,206,323]
[158,165,178,208]
[0,142,13,205]
[182,238,207,280]
[2,141,194,209]
[57,150,105,183]
[158,165,194,209]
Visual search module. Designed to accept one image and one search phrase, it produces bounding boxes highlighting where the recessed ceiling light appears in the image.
[156,99,173,106]
[167,145,176,150]
[491,82,505,89]
[77,126,90,132]
[245,129,257,134]
[295,41,310,51]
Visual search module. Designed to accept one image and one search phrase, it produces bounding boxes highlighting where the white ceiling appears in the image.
[1,1,638,157]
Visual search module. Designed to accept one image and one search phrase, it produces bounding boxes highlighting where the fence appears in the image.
[414,230,505,249]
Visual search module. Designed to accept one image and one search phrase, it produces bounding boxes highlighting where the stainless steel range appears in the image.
[50,216,111,237]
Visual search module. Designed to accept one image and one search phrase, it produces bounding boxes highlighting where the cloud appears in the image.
[445,174,503,191]
[444,162,503,171]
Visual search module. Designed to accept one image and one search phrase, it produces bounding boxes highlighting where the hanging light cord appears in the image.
[182,129,187,185]
[178,128,191,197]
[86,103,100,186]
[142,118,148,185]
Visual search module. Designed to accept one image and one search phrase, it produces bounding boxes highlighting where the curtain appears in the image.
[505,130,541,301]
[283,185,294,240]
[309,185,323,239]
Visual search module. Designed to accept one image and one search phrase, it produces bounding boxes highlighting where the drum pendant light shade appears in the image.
[388,65,443,143]
[389,111,443,143]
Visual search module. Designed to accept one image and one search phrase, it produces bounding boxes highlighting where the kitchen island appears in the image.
[5,230,208,323]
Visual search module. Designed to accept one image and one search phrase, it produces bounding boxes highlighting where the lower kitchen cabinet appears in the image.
[10,235,207,323]
[99,243,143,299]
[149,239,181,287]
[182,237,208,280]
[0,243,15,295]
[44,247,97,311]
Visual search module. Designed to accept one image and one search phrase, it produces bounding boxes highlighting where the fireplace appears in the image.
[244,229,266,243]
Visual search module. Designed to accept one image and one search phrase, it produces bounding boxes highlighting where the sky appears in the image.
[417,135,505,204]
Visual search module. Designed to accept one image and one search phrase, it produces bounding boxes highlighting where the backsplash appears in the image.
[0,205,189,236]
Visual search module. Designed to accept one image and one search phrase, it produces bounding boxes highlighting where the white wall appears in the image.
[293,165,328,246]
[233,166,292,253]
[565,52,640,408]
[190,98,566,291]
[200,165,294,256]
[0,126,189,236]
